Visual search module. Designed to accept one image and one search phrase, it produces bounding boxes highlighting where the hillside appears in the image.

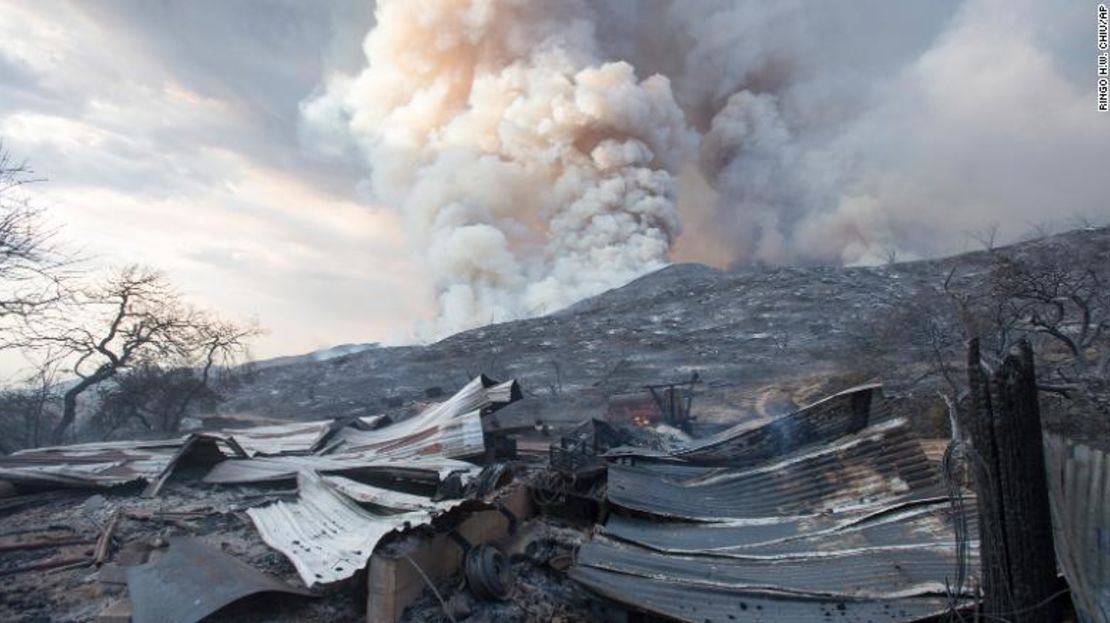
[218,226,1110,440]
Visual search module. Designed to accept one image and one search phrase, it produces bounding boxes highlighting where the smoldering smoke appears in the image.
[303,0,1107,337]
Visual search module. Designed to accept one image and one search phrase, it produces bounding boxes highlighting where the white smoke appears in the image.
[302,0,695,335]
[304,0,1107,335]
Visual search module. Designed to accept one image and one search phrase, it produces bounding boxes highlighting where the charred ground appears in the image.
[221,226,1110,445]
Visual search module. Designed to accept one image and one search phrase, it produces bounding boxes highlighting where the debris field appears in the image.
[0,373,1047,623]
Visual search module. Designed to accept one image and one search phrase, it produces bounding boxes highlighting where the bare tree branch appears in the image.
[29,265,261,443]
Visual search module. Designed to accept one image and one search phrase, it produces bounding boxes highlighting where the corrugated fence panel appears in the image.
[1044,434,1110,623]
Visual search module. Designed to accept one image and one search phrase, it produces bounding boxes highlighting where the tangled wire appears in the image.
[940,439,1069,622]
[529,470,568,507]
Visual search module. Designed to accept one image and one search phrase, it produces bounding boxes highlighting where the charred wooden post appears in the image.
[965,338,1009,613]
[964,338,1059,622]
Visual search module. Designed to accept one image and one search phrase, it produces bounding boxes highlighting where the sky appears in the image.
[0,1,1105,372]
[0,1,431,366]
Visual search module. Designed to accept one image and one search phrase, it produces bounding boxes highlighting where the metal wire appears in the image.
[404,554,458,623]
[974,588,1071,622]
[529,471,567,507]
[941,439,973,622]
[941,437,1037,622]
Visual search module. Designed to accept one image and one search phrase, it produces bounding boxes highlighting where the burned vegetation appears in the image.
[1,227,1110,623]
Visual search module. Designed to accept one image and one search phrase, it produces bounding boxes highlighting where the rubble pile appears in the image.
[0,372,1081,622]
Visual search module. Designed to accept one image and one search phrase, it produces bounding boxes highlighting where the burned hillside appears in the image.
[219,226,1110,445]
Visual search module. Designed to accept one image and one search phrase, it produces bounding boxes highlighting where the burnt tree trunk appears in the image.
[964,338,1059,622]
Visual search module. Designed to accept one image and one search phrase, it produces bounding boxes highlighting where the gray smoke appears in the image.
[303,0,1106,335]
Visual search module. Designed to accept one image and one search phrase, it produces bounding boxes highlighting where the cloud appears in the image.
[29,155,427,358]
[0,0,427,369]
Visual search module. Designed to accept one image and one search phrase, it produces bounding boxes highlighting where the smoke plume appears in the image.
[303,0,1106,335]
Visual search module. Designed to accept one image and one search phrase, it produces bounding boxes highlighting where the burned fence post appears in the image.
[964,338,1060,622]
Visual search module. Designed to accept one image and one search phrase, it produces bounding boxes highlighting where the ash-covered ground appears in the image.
[0,474,364,623]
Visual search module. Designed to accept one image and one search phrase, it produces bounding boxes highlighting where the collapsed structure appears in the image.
[0,375,1099,622]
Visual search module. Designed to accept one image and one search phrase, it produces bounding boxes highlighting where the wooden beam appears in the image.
[965,338,1060,622]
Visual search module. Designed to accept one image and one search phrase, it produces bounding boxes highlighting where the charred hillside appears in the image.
[220,226,1110,439]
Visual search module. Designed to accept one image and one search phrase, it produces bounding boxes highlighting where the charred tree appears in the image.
[964,338,1059,622]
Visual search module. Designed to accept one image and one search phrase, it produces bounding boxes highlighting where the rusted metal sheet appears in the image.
[247,471,466,586]
[608,418,943,521]
[125,536,313,623]
[0,376,518,494]
[205,375,520,485]
[0,438,189,489]
[1044,434,1110,623]
[204,419,348,457]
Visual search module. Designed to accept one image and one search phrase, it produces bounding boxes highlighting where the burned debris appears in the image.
[125,537,315,623]
[0,365,1098,623]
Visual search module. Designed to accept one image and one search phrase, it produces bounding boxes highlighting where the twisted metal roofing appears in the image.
[607,418,944,521]
[247,471,464,586]
[574,388,977,623]
[203,375,521,485]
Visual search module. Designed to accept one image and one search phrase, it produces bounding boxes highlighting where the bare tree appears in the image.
[1023,220,1056,241]
[0,146,68,345]
[0,356,62,451]
[990,252,1110,377]
[1071,214,1102,231]
[34,265,259,443]
[90,322,258,438]
[91,364,208,438]
[967,222,1000,252]
[544,359,564,398]
[934,239,1110,390]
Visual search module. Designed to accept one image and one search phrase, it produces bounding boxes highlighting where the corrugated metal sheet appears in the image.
[247,471,464,586]
[320,475,449,512]
[211,377,521,587]
[578,534,969,599]
[602,498,977,558]
[608,418,943,521]
[203,454,476,485]
[327,376,518,458]
[204,419,348,457]
[0,376,519,494]
[204,375,520,485]
[569,564,958,623]
[0,438,189,489]
[606,383,881,467]
[574,390,975,623]
[675,382,881,466]
[1044,434,1110,623]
